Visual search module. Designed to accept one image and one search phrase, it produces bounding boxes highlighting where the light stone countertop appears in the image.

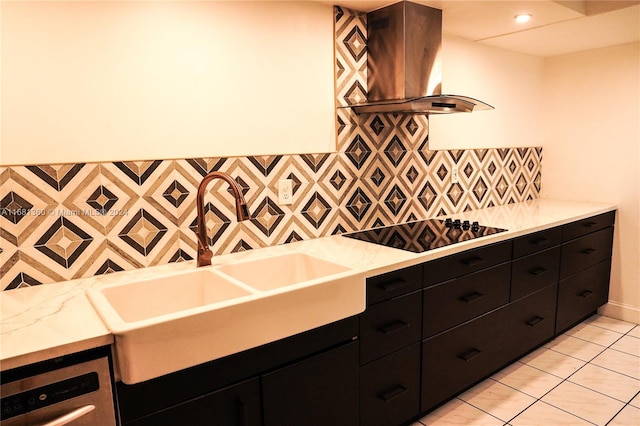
[0,198,617,373]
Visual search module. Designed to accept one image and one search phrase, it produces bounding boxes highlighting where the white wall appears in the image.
[429,35,544,150]
[0,1,336,165]
[542,42,640,322]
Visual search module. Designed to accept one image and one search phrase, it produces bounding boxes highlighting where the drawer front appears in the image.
[360,291,422,364]
[504,284,557,361]
[360,344,421,426]
[421,307,509,412]
[560,227,614,279]
[511,246,561,301]
[423,262,511,339]
[513,226,562,258]
[556,260,611,334]
[423,240,512,287]
[367,265,422,305]
[562,211,616,241]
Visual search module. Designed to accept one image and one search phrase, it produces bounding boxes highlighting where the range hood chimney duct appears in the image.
[345,1,493,115]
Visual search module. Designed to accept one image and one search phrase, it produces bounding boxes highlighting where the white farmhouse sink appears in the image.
[87,252,365,384]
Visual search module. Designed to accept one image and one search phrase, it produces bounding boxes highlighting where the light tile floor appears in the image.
[414,315,640,425]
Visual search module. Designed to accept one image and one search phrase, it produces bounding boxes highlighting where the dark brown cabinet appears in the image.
[423,262,511,339]
[117,317,359,426]
[556,211,615,334]
[420,212,611,415]
[511,246,560,301]
[116,211,615,426]
[360,290,422,364]
[422,304,509,411]
[359,267,423,425]
[360,344,421,426]
[126,378,261,426]
[263,341,359,426]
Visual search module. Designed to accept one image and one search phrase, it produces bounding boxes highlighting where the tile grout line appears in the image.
[504,319,638,425]
[417,317,638,425]
[529,321,639,425]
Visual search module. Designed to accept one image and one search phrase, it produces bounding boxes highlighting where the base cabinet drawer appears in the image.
[423,241,512,287]
[367,265,422,305]
[421,307,509,412]
[513,226,562,258]
[423,263,511,338]
[556,260,611,333]
[562,211,615,241]
[360,291,422,364]
[360,344,421,426]
[504,284,557,361]
[560,227,614,279]
[511,247,560,301]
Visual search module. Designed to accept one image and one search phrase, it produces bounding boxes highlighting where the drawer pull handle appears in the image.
[529,267,548,276]
[460,292,485,303]
[378,278,410,292]
[581,248,597,255]
[583,221,598,228]
[459,348,482,362]
[531,237,549,246]
[378,385,408,402]
[462,256,485,267]
[378,320,410,335]
[579,290,594,298]
[527,316,544,327]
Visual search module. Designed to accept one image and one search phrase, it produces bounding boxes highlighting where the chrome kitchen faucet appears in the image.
[195,172,251,267]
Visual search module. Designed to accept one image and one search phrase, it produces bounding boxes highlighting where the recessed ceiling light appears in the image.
[515,14,532,24]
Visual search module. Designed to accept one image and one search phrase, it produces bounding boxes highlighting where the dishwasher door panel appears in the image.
[1,355,117,426]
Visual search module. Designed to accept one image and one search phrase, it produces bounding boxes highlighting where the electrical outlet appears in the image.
[278,179,293,205]
[451,166,459,184]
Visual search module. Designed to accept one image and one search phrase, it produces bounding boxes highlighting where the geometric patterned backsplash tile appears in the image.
[0,7,541,290]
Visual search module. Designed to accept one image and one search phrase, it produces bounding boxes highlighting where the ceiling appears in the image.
[322,0,640,57]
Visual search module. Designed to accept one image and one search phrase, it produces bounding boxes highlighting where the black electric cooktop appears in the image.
[343,218,506,253]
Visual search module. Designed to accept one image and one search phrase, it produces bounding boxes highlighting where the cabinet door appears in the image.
[262,341,359,426]
[360,344,420,426]
[125,377,261,426]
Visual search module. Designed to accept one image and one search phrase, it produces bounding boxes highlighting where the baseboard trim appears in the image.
[599,301,640,325]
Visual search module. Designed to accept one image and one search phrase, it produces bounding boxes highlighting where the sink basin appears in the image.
[215,252,351,291]
[96,269,252,323]
[87,252,365,384]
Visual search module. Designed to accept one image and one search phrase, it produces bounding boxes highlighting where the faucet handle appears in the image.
[197,247,213,267]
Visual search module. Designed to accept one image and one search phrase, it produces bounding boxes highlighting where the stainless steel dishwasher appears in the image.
[1,346,117,426]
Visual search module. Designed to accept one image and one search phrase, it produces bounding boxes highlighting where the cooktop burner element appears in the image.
[343,219,506,253]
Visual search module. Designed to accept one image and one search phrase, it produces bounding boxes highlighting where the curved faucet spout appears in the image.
[196,172,251,267]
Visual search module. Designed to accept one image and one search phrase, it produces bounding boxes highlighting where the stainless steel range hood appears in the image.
[345,1,493,115]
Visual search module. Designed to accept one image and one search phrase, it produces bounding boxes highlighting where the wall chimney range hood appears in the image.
[345,1,493,115]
